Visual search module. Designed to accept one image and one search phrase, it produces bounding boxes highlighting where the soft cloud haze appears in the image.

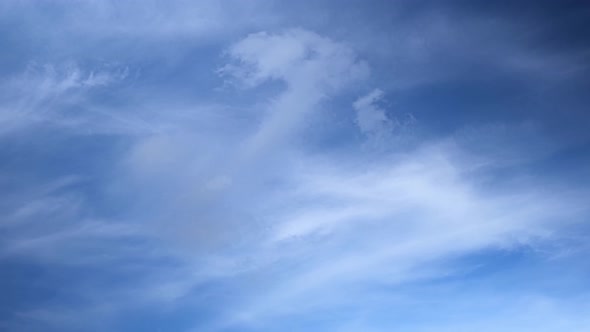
[1,1,590,331]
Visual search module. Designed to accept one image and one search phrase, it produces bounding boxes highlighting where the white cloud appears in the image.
[118,29,372,260]
[352,89,416,144]
[218,29,369,162]
[219,139,587,328]
[220,28,369,90]
[2,18,588,331]
[0,63,128,134]
[109,29,590,330]
[353,89,392,136]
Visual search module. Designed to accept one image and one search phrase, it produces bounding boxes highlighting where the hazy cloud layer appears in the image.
[1,1,590,331]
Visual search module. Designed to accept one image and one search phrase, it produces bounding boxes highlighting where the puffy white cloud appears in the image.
[220,29,369,91]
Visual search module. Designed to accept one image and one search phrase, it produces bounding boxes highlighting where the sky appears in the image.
[1,1,590,331]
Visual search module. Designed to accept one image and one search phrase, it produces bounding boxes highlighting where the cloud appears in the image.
[218,138,586,329]
[353,89,389,134]
[0,63,128,134]
[217,29,369,164]
[117,29,370,258]
[2,3,590,331]
[220,29,369,90]
[1,0,274,42]
[18,28,581,331]
[351,88,416,149]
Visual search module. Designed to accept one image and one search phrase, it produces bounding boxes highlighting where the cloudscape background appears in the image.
[1,1,590,331]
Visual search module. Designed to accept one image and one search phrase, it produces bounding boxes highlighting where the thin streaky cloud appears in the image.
[1,1,589,332]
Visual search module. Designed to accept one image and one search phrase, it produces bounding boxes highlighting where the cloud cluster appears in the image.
[118,29,588,330]
[2,2,590,331]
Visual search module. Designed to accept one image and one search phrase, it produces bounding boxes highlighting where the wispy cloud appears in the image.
[0,63,128,134]
[2,2,590,331]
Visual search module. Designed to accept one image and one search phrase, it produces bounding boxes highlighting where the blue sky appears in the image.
[1,1,590,331]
